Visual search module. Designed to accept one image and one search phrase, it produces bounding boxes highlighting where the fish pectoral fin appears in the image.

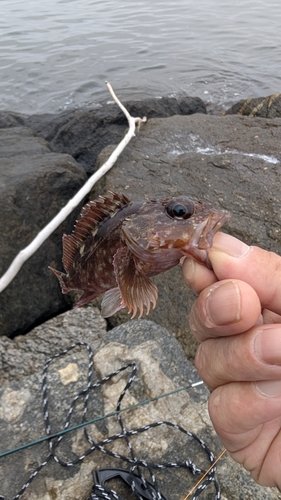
[101,287,124,317]
[113,247,158,319]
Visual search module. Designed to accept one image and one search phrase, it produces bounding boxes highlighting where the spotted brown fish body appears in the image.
[50,192,230,318]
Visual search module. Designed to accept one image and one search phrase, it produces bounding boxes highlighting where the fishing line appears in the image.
[183,449,227,500]
[0,381,204,459]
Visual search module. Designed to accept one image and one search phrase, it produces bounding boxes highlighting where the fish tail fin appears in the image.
[48,266,68,294]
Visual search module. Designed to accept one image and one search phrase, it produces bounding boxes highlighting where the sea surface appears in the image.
[1,0,281,114]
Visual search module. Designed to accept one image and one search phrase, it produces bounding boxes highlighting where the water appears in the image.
[1,0,281,114]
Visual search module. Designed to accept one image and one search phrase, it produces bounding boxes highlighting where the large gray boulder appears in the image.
[90,113,281,358]
[0,307,278,500]
[0,126,87,337]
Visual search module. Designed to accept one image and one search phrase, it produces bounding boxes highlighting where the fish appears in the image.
[49,192,230,318]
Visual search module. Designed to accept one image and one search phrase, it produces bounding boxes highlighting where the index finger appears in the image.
[182,257,217,293]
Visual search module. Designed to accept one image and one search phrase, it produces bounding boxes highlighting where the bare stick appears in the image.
[0,82,147,293]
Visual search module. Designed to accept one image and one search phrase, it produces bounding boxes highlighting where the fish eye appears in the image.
[165,201,194,220]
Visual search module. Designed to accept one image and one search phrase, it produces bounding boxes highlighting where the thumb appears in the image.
[210,233,281,315]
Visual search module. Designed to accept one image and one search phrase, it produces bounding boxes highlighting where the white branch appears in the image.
[0,81,147,293]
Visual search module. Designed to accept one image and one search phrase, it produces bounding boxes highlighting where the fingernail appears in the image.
[254,327,281,365]
[255,380,281,398]
[212,233,250,258]
[205,280,241,326]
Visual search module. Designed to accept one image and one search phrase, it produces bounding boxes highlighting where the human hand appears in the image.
[182,232,281,489]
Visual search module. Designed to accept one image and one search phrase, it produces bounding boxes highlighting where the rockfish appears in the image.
[50,192,230,318]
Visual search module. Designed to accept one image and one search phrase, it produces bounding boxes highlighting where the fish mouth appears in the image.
[181,210,231,269]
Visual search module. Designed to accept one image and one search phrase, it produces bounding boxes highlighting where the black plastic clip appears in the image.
[92,467,168,500]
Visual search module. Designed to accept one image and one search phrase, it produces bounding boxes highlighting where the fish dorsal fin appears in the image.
[62,192,131,273]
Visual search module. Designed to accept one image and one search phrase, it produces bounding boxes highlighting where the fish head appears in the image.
[122,196,230,269]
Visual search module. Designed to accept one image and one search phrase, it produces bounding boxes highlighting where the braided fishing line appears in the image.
[0,341,222,500]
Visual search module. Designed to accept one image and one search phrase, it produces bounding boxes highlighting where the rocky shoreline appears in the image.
[1,93,281,342]
[0,93,281,499]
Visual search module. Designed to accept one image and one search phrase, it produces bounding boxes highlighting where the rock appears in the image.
[225,92,281,117]
[0,127,49,157]
[0,126,87,337]
[25,96,207,175]
[0,111,27,129]
[0,307,278,500]
[0,307,107,385]
[91,113,281,359]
